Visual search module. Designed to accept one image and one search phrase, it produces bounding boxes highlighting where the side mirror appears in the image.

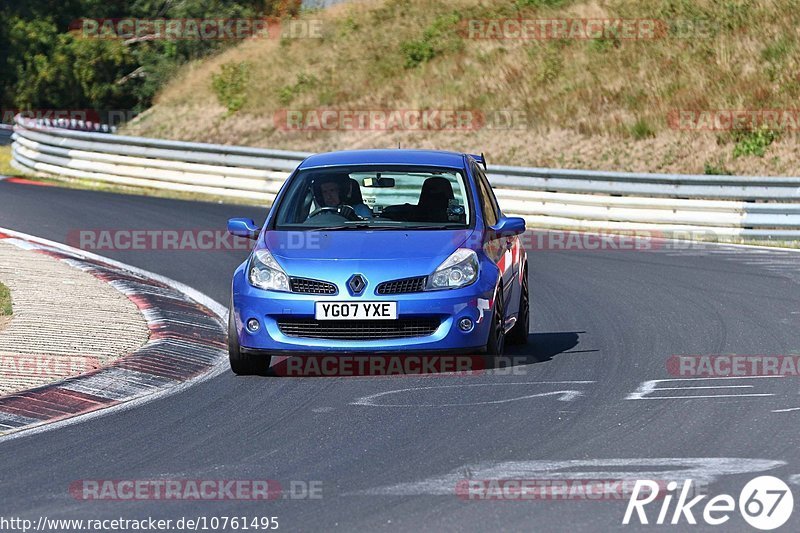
[492,216,526,237]
[227,218,260,239]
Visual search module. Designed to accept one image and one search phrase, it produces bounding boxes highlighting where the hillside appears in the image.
[123,0,800,176]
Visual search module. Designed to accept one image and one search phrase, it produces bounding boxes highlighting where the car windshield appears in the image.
[273,165,471,230]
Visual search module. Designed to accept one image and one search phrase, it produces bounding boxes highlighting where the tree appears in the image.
[0,0,298,119]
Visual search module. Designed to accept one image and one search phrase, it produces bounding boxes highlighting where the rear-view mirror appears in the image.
[362,176,395,188]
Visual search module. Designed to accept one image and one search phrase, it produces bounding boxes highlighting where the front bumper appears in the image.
[231,266,498,354]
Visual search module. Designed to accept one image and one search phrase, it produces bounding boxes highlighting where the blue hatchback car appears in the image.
[227,149,529,375]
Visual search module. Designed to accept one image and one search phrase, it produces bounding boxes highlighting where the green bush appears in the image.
[400,12,462,68]
[277,73,319,105]
[0,281,11,316]
[630,118,655,140]
[732,126,779,158]
[703,160,732,175]
[0,0,291,117]
[400,40,437,68]
[211,61,251,114]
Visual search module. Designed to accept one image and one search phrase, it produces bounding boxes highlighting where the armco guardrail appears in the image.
[11,115,800,240]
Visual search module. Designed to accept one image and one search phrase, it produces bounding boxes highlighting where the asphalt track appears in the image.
[1,178,800,532]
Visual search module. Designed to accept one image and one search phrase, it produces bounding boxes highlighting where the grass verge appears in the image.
[0,146,17,177]
[0,281,11,317]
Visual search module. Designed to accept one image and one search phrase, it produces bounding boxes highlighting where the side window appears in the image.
[474,165,498,227]
[477,166,501,221]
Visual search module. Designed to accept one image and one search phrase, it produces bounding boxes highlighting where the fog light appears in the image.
[246,318,260,332]
[458,317,474,332]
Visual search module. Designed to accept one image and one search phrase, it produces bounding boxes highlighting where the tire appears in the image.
[483,288,506,357]
[228,298,271,376]
[507,266,530,345]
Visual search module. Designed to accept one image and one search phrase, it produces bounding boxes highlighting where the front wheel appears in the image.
[507,266,530,345]
[228,299,271,376]
[483,289,506,357]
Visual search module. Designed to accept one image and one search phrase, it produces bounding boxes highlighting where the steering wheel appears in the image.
[308,205,360,221]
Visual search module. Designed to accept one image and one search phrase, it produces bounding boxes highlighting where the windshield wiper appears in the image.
[402,225,466,230]
[284,224,464,231]
[315,224,398,231]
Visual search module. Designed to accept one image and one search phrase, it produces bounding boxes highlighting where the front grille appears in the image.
[376,276,427,295]
[276,318,440,340]
[290,277,337,295]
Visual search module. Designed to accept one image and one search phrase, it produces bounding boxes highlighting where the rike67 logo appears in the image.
[623,476,793,530]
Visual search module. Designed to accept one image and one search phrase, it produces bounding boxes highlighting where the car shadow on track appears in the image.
[496,330,590,368]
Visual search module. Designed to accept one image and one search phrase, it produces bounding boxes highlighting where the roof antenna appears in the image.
[397,141,401,149]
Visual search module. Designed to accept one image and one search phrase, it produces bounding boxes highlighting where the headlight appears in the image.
[248,249,290,292]
[425,248,479,290]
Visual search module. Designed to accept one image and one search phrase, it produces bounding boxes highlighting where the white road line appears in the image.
[351,381,596,407]
[626,376,783,400]
[772,407,800,413]
[655,385,755,390]
[634,394,774,400]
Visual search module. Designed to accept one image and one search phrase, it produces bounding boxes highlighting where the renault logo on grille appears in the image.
[348,274,367,295]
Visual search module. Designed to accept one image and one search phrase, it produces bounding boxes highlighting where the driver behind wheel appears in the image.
[314,175,372,219]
